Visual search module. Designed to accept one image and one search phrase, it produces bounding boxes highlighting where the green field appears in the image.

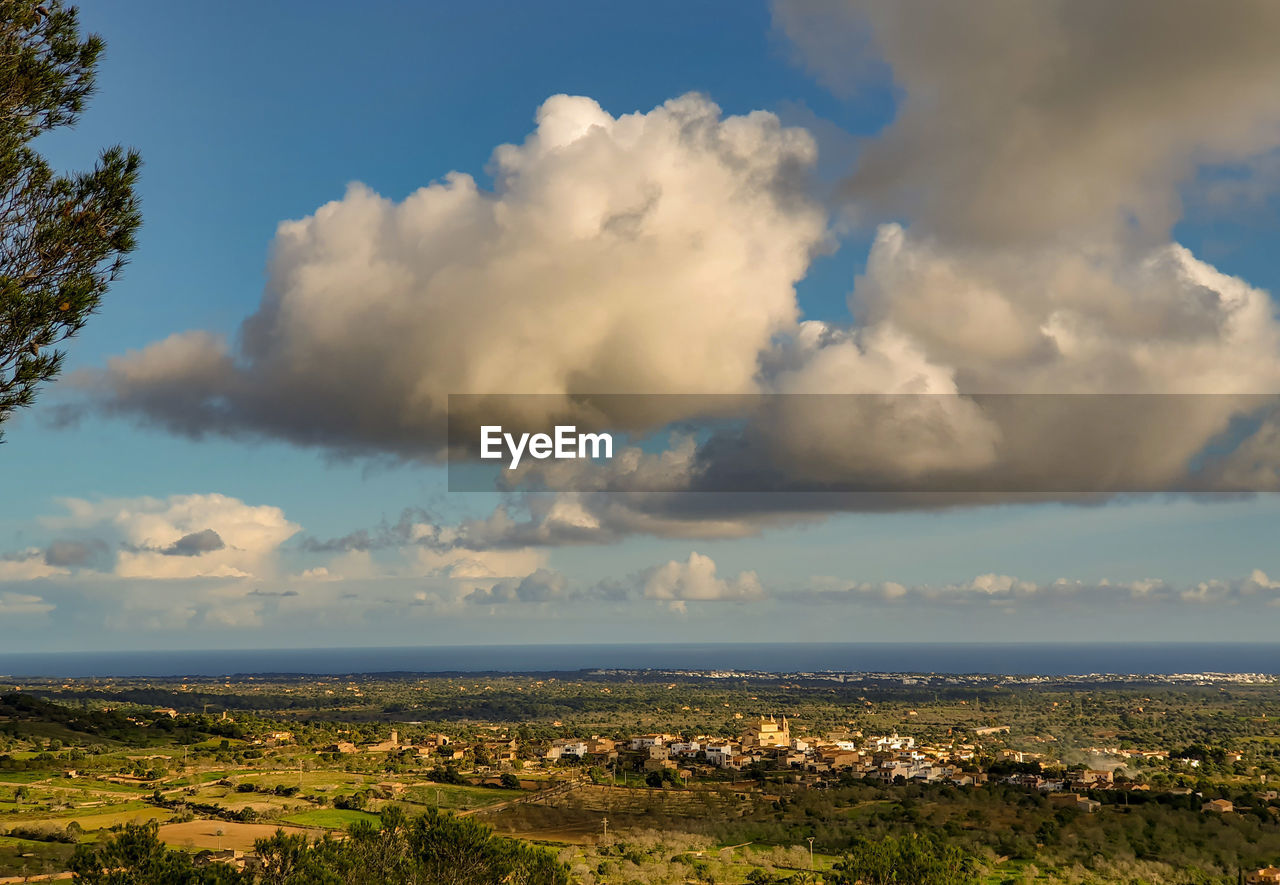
[280,808,381,829]
[401,782,511,810]
[0,771,48,783]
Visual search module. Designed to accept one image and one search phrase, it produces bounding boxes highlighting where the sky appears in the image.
[3,0,1280,652]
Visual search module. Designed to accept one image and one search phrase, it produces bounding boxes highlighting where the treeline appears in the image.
[69,807,569,885]
[1,692,143,741]
[0,692,244,747]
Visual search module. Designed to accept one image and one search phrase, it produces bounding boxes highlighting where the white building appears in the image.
[629,734,667,750]
[872,734,915,752]
[704,742,737,767]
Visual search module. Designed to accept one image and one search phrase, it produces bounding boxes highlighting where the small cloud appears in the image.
[44,538,110,569]
[0,550,69,581]
[468,568,568,605]
[641,552,765,604]
[0,591,55,616]
[161,529,225,557]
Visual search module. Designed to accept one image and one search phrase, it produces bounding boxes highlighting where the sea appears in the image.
[0,643,1277,678]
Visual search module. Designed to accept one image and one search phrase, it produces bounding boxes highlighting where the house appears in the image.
[195,849,246,870]
[545,739,588,762]
[704,742,736,767]
[629,734,667,750]
[877,762,911,782]
[1246,867,1280,884]
[872,734,914,752]
[1202,799,1234,814]
[1070,769,1114,787]
[910,766,944,783]
[1049,793,1100,812]
[816,748,859,769]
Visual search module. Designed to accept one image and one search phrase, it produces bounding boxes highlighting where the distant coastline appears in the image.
[1,641,1277,679]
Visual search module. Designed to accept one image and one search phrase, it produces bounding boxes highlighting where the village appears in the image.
[308,712,1269,820]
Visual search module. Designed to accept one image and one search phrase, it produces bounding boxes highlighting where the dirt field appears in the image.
[157,820,319,852]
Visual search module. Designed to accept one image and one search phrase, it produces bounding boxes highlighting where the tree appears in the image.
[1,1,141,438]
[252,808,569,885]
[829,834,980,885]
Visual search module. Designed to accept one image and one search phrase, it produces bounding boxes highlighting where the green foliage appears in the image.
[829,834,980,885]
[68,810,569,885]
[254,807,569,885]
[1,0,141,436]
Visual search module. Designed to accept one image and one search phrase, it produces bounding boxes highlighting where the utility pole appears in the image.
[808,837,815,873]
[601,815,608,843]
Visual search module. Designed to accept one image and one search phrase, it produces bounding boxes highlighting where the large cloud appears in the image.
[79,94,826,457]
[774,0,1280,245]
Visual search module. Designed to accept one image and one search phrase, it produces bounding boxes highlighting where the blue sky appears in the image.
[4,0,874,529]
[3,0,1280,651]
